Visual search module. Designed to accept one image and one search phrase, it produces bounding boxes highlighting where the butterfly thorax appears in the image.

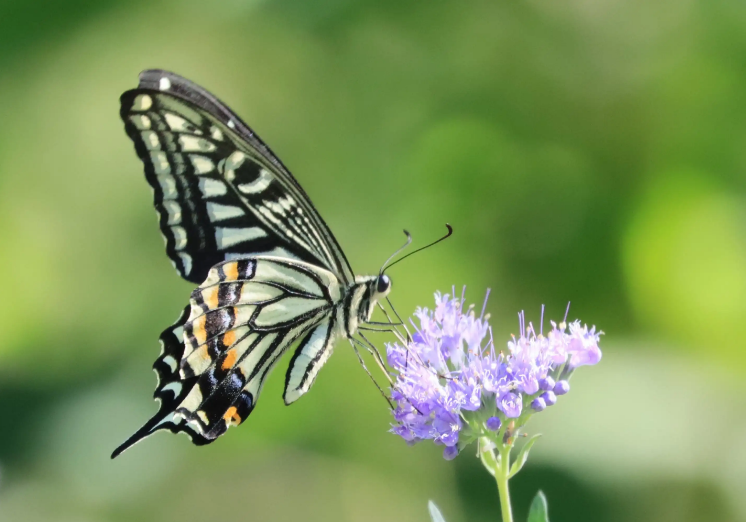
[341,274,391,337]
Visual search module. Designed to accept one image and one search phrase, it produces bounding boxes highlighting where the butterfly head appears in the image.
[376,274,392,295]
[350,274,393,330]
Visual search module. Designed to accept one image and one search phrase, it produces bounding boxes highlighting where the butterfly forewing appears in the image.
[120,69,353,284]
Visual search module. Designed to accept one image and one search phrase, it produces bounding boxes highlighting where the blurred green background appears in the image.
[1,0,746,521]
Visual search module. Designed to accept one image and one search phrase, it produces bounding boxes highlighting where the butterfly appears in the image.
[112,70,400,458]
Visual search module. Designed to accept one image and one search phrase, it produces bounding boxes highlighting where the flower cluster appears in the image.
[387,289,602,459]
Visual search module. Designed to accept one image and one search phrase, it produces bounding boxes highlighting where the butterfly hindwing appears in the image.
[120,70,354,285]
[174,257,343,439]
[113,256,344,456]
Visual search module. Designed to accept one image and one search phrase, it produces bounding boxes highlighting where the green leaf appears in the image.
[527,490,549,522]
[428,500,447,522]
[508,433,541,479]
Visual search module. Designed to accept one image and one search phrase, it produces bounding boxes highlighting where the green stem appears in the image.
[496,446,514,522]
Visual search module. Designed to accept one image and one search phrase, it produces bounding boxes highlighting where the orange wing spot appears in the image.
[204,286,219,309]
[192,315,207,345]
[222,348,238,370]
[223,262,239,281]
[223,406,242,425]
[222,329,236,348]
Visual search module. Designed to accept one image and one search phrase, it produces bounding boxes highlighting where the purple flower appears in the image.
[447,376,481,411]
[433,410,461,447]
[499,392,523,418]
[566,322,602,368]
[386,289,602,458]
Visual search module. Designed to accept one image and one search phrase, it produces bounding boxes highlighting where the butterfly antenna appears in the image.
[383,224,453,274]
[380,230,413,275]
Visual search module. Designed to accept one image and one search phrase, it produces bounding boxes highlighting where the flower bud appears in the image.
[443,446,459,460]
[541,391,557,406]
[531,397,546,412]
[539,376,555,391]
[553,380,570,395]
[486,416,502,431]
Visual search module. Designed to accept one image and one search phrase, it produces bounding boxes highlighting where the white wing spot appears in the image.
[206,203,245,222]
[130,115,151,130]
[196,411,210,425]
[162,200,182,225]
[150,151,170,175]
[172,226,187,250]
[265,200,286,216]
[278,196,295,211]
[222,151,247,182]
[190,155,215,174]
[179,252,193,275]
[179,252,192,274]
[179,135,217,153]
[227,120,236,129]
[215,227,267,248]
[157,174,178,199]
[211,126,224,140]
[198,178,227,198]
[164,112,201,134]
[132,94,152,111]
[162,355,178,372]
[161,382,182,396]
[142,131,160,150]
[159,77,172,91]
[238,168,272,194]
[224,151,246,171]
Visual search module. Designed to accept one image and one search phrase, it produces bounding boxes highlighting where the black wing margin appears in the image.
[120,69,354,285]
[112,307,210,458]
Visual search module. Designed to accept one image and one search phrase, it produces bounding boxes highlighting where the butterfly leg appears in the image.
[385,297,411,339]
[357,332,393,384]
[349,339,394,409]
[376,302,409,344]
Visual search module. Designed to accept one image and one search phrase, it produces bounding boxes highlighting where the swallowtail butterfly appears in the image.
[112,70,396,457]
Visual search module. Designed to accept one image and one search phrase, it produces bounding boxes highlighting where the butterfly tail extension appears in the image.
[111,307,210,458]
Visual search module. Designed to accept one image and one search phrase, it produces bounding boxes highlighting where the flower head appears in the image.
[386,288,602,458]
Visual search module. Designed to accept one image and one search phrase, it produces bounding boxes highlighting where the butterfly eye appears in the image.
[377,275,391,293]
